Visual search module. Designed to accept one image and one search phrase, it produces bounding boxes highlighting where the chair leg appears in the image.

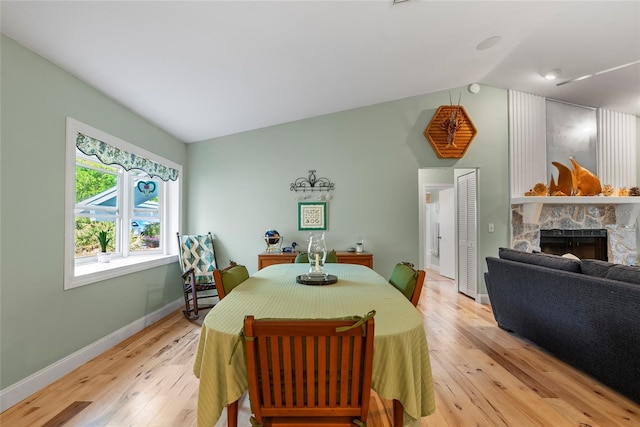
[191,286,199,317]
[227,400,239,427]
[393,399,403,427]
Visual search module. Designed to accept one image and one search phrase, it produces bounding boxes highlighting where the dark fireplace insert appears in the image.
[540,229,608,261]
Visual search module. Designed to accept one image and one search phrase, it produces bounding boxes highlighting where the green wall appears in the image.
[0,35,187,389]
[186,85,510,291]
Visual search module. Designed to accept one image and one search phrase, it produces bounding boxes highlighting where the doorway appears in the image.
[418,168,479,299]
[439,188,455,279]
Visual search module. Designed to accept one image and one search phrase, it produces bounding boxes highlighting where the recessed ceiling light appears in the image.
[544,69,561,80]
[476,36,501,51]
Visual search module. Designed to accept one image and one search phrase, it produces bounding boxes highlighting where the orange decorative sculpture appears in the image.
[570,157,602,196]
[549,161,576,196]
[525,183,548,196]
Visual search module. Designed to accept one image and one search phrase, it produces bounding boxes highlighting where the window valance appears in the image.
[76,133,179,181]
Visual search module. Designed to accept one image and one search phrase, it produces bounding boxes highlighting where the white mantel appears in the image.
[511,196,640,225]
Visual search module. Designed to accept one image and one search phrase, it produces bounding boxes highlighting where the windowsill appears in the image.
[67,254,178,290]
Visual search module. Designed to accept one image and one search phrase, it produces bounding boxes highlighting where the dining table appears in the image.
[193,263,436,426]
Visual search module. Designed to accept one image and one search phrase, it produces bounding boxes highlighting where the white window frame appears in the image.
[65,117,182,290]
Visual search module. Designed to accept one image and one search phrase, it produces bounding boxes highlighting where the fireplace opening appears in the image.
[540,229,608,261]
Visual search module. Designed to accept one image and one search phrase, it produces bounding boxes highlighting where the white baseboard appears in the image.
[0,298,183,412]
[477,293,490,305]
[430,265,441,273]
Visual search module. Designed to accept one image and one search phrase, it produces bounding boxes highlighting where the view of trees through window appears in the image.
[75,156,161,258]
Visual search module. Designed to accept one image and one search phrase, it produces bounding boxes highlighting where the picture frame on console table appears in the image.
[298,202,327,231]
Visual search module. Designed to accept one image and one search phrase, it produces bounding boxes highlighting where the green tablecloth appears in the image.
[194,263,435,426]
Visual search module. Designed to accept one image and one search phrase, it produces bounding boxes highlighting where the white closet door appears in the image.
[457,171,478,299]
[457,176,469,295]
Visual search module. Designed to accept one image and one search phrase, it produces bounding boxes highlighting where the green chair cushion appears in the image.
[294,252,309,263]
[389,262,418,301]
[221,264,249,294]
[294,250,337,263]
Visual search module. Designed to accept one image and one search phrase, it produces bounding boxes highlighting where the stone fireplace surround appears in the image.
[511,200,638,266]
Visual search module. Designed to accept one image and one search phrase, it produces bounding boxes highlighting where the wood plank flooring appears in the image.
[2,270,639,426]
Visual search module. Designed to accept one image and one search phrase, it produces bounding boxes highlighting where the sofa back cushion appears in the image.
[498,247,581,273]
[604,264,640,285]
[580,259,615,277]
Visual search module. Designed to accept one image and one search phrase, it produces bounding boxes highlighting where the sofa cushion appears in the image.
[498,247,581,273]
[580,259,615,278]
[604,264,640,285]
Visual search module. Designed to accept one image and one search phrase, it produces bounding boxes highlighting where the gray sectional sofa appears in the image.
[485,248,640,403]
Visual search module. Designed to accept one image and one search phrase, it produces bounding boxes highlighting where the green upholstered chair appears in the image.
[213,262,250,300]
[388,262,426,307]
[294,250,338,263]
[177,232,219,320]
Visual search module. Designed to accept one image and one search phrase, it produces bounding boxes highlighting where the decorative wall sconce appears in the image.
[290,170,334,199]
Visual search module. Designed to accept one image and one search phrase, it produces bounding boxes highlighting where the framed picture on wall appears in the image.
[298,202,327,231]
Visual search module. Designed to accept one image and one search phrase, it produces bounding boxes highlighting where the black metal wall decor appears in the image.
[290,170,335,193]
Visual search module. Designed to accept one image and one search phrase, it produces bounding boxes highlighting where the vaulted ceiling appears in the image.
[2,1,639,143]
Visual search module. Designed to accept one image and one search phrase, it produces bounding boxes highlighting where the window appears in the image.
[65,118,182,289]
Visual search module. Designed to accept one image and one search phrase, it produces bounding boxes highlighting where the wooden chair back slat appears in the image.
[305,335,315,408]
[350,336,363,405]
[271,337,283,408]
[293,336,304,406]
[329,335,339,406]
[317,336,327,408]
[339,336,350,406]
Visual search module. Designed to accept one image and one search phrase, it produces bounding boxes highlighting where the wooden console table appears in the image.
[258,251,373,270]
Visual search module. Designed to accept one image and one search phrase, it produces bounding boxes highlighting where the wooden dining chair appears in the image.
[389,262,426,307]
[212,261,249,300]
[242,311,376,427]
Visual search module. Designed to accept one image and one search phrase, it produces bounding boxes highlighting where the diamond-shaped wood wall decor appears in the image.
[423,105,477,159]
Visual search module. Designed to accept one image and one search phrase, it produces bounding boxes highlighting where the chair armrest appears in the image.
[182,267,195,280]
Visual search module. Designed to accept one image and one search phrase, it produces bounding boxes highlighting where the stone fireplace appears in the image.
[511,200,638,265]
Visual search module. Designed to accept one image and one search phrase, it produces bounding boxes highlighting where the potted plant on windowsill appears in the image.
[97,230,112,263]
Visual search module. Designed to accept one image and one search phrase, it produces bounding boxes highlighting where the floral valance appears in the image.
[76,133,179,182]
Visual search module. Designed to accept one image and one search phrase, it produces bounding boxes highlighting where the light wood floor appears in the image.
[2,270,639,426]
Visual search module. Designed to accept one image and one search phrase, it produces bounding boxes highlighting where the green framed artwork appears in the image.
[298,202,327,231]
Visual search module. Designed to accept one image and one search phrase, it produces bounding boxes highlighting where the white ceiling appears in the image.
[2,1,639,143]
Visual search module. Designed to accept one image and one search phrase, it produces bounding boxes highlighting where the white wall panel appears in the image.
[508,90,547,198]
[597,109,637,188]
